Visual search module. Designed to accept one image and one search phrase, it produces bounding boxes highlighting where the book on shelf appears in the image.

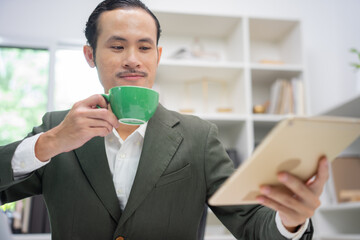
[292,78,306,115]
[268,78,306,115]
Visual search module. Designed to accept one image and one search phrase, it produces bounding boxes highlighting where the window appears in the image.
[0,47,49,146]
[54,47,102,111]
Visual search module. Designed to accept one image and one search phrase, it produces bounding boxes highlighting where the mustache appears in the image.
[116,70,148,78]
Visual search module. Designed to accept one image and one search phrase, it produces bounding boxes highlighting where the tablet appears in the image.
[208,116,360,206]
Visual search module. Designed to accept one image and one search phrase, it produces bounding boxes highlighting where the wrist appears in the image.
[35,128,62,162]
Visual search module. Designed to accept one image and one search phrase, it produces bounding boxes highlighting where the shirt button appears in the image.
[116,189,122,195]
[20,161,25,168]
[120,153,126,159]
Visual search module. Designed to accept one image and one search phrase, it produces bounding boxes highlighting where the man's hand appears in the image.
[256,156,329,232]
[35,94,120,162]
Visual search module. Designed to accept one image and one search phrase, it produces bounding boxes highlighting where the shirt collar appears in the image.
[110,122,148,143]
[136,122,148,138]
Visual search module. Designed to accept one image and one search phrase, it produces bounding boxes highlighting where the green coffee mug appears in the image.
[101,86,159,125]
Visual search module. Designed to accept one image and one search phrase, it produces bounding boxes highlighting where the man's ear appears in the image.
[83,45,96,68]
[157,46,163,65]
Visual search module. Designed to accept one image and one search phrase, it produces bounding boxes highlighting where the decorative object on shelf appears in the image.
[331,156,360,203]
[253,105,265,114]
[339,190,360,202]
[179,108,195,114]
[169,37,220,61]
[217,108,233,113]
[253,101,269,114]
[259,59,284,65]
[350,48,360,93]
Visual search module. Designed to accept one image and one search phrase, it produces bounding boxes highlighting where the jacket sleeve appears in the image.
[0,111,64,204]
[204,123,314,240]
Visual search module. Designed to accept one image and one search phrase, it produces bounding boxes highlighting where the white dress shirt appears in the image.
[104,123,147,210]
[11,123,308,238]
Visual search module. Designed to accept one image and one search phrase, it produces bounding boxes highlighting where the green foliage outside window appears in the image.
[0,47,49,146]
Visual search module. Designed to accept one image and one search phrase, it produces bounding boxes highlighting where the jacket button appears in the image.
[116,237,125,240]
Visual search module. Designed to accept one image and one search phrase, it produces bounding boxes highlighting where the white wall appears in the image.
[1,0,360,114]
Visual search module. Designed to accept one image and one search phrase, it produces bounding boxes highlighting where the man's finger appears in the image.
[259,185,314,214]
[87,108,119,128]
[277,172,314,200]
[80,94,109,109]
[308,157,329,196]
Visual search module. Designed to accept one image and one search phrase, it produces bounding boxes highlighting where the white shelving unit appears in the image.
[313,94,360,240]
[155,10,307,163]
[154,10,307,239]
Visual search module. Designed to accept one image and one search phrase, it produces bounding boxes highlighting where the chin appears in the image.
[117,80,151,88]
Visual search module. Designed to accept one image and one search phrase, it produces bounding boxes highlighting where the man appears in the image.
[0,0,328,239]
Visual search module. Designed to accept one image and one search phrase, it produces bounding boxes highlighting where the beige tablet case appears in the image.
[209,116,360,206]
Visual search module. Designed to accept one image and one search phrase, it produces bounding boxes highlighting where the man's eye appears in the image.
[111,46,124,50]
[140,46,151,50]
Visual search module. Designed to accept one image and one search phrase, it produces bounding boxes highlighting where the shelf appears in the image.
[319,202,360,212]
[12,234,51,240]
[197,113,247,123]
[161,59,244,69]
[252,114,289,122]
[313,93,360,236]
[154,11,241,38]
[250,63,303,71]
[315,203,360,235]
[157,60,244,82]
[318,234,360,240]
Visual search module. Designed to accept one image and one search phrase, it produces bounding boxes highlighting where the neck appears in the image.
[116,123,140,140]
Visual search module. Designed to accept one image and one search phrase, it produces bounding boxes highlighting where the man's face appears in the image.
[84,8,162,93]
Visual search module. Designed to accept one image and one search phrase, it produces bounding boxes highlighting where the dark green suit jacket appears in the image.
[0,105,313,240]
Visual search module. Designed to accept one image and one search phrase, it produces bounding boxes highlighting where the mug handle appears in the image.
[96,94,110,109]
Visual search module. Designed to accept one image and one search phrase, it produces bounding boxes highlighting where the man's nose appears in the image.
[123,49,141,69]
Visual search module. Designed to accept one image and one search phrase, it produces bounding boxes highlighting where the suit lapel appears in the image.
[74,136,122,223]
[118,105,183,226]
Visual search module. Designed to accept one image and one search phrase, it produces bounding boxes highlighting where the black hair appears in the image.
[84,0,161,58]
